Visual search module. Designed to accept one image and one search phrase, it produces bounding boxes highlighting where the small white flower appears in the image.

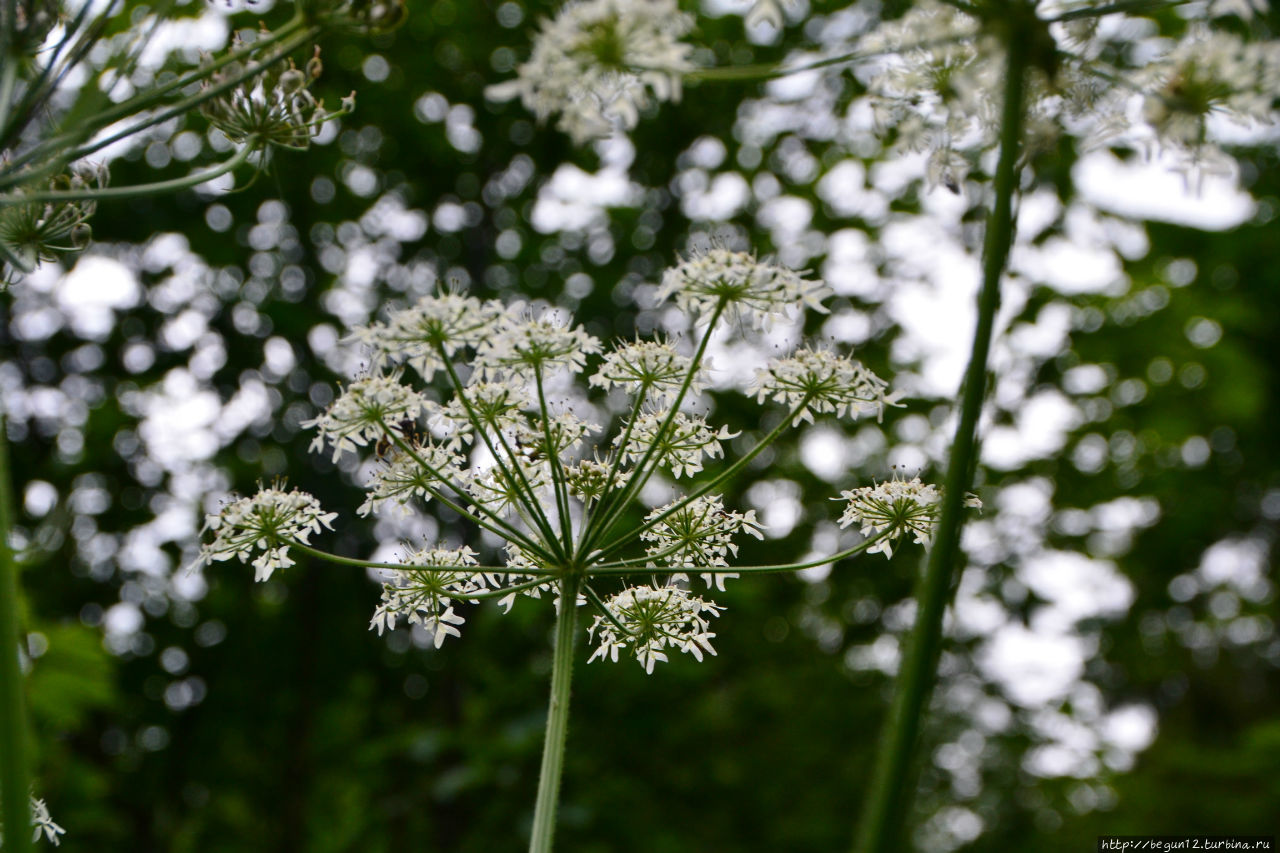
[486,0,696,144]
[656,249,831,330]
[431,381,530,449]
[196,487,336,581]
[587,584,723,673]
[589,337,702,405]
[617,410,737,479]
[483,543,556,613]
[370,546,483,646]
[749,347,900,424]
[29,795,65,846]
[350,293,506,381]
[565,457,626,502]
[304,374,429,462]
[642,494,764,590]
[513,412,601,463]
[475,307,602,381]
[357,442,464,516]
[838,475,950,559]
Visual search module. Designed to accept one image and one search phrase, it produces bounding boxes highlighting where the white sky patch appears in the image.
[56,255,141,340]
[983,389,1082,470]
[1013,236,1122,294]
[980,623,1087,707]
[1074,151,1255,230]
[822,228,881,298]
[137,369,222,470]
[817,160,889,221]
[531,162,642,232]
[1019,550,1135,630]
[136,11,230,69]
[680,172,751,221]
[882,218,981,395]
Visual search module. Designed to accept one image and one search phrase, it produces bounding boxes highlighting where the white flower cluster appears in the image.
[349,291,506,381]
[642,494,764,590]
[749,347,900,424]
[201,44,354,152]
[838,475,980,558]
[588,338,702,404]
[196,486,337,581]
[304,374,429,462]
[855,0,1280,185]
[5,795,67,847]
[1137,26,1280,169]
[656,249,832,330]
[369,546,481,646]
[198,251,950,673]
[617,410,736,479]
[486,0,695,144]
[29,796,65,846]
[587,585,723,673]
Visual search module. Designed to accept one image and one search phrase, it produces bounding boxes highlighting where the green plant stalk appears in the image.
[0,23,319,190]
[576,300,727,559]
[435,350,565,558]
[381,423,556,563]
[0,143,255,206]
[852,23,1029,853]
[0,415,33,853]
[528,573,582,853]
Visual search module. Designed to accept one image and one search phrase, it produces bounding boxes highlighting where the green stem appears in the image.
[0,60,17,144]
[436,352,564,559]
[0,143,255,205]
[581,584,633,637]
[289,542,545,576]
[528,573,581,853]
[534,370,574,546]
[0,414,33,853]
[853,19,1029,853]
[380,425,557,564]
[90,14,306,132]
[590,533,884,577]
[0,23,319,188]
[578,301,727,559]
[590,396,811,564]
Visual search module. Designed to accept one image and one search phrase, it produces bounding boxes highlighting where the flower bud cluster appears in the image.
[0,164,108,284]
[201,44,355,152]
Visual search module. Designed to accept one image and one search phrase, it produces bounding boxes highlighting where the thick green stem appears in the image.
[528,574,581,853]
[853,20,1029,853]
[0,415,33,853]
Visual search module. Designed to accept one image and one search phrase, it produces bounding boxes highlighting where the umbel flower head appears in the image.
[486,0,695,144]
[201,43,355,152]
[197,251,974,672]
[0,163,108,284]
[195,485,337,581]
[839,474,981,559]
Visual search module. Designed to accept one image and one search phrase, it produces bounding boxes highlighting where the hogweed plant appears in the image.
[481,0,1278,850]
[195,250,978,851]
